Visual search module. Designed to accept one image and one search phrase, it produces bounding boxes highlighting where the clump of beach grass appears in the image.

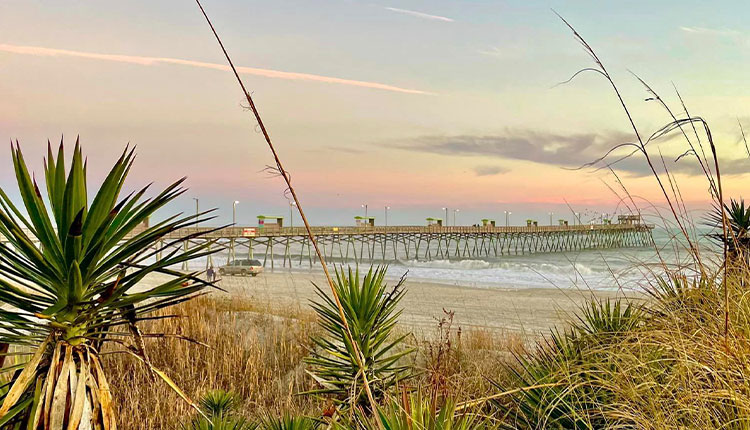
[106,295,321,429]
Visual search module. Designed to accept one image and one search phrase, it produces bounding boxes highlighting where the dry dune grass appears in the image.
[105,294,521,429]
[105,295,320,429]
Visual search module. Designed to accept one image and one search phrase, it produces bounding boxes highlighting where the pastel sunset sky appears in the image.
[1,0,749,226]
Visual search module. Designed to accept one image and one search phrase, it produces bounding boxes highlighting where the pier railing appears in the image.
[163,223,653,239]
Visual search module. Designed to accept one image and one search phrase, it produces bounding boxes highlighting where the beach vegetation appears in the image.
[182,390,255,430]
[374,391,498,430]
[708,198,750,260]
[0,140,213,427]
[305,267,413,412]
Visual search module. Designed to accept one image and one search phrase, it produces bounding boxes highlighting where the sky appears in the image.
[1,0,750,226]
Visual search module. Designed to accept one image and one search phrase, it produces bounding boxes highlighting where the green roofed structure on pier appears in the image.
[426,217,443,227]
[355,216,376,227]
[257,215,284,230]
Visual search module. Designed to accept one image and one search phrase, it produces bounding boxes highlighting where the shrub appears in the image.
[0,140,212,427]
[305,267,413,411]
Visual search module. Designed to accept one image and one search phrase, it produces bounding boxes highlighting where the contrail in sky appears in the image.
[383,7,454,22]
[0,43,433,95]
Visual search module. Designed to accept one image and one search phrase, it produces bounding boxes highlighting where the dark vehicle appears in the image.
[218,259,263,276]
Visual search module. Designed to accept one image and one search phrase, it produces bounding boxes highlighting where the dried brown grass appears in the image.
[408,310,525,404]
[104,295,522,429]
[105,295,321,429]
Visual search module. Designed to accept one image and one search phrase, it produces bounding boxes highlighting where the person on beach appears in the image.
[207,265,215,282]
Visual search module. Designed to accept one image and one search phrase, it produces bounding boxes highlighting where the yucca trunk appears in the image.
[1,337,116,430]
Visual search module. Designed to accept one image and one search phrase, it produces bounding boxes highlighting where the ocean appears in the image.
[389,228,722,291]
[192,227,719,292]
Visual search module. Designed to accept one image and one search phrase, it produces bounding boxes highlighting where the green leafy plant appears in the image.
[0,140,215,427]
[707,198,750,259]
[183,390,255,430]
[574,298,643,337]
[375,392,497,430]
[493,299,645,430]
[305,266,413,411]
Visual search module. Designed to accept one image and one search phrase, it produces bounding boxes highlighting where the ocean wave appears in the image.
[398,258,492,270]
[396,258,597,276]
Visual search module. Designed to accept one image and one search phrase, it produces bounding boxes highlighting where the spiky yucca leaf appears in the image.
[182,390,255,430]
[0,139,216,427]
[376,392,497,430]
[305,266,413,410]
[199,390,241,417]
[574,298,643,337]
[493,299,645,430]
[706,198,750,258]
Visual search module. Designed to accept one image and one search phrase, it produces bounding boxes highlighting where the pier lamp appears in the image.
[442,207,448,226]
[362,203,368,219]
[549,212,554,226]
[233,200,239,225]
[504,211,512,227]
[192,198,199,224]
[385,206,391,227]
[453,209,460,226]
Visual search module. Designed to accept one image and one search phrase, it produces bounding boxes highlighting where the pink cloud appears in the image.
[0,43,433,95]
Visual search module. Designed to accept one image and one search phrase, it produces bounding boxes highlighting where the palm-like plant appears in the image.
[376,392,497,430]
[493,299,644,430]
[182,390,255,430]
[574,299,643,338]
[0,140,215,427]
[305,267,412,411]
[707,198,750,257]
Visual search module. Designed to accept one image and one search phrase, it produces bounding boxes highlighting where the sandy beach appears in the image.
[212,270,641,335]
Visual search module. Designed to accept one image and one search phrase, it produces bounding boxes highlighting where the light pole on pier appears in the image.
[385,206,391,227]
[453,209,459,226]
[289,201,297,228]
[193,198,199,223]
[230,200,239,263]
[549,212,554,226]
[361,203,368,219]
[504,211,512,227]
[442,207,448,226]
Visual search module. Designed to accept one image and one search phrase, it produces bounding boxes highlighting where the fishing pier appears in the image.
[166,222,654,269]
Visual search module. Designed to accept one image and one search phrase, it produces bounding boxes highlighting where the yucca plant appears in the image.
[574,298,644,338]
[259,415,319,430]
[182,390,255,430]
[493,328,602,430]
[305,266,413,411]
[707,198,750,259]
[375,392,497,430]
[493,299,645,430]
[0,140,216,427]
